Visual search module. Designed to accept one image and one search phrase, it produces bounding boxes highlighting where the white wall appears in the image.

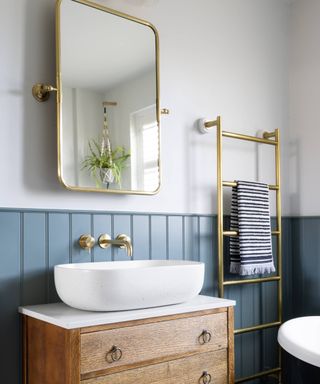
[0,0,290,214]
[287,0,320,216]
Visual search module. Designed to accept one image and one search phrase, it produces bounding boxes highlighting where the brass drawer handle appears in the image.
[198,329,212,345]
[199,371,212,384]
[106,345,122,363]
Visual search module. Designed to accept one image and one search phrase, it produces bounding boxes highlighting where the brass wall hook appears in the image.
[160,108,170,115]
[32,83,58,102]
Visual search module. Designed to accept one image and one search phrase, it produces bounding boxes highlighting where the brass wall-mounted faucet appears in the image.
[98,234,133,257]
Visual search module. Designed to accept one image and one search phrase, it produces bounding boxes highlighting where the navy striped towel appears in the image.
[230,180,275,276]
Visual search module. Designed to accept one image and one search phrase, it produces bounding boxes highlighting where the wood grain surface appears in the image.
[80,307,227,334]
[227,306,235,384]
[25,316,80,384]
[81,350,228,384]
[23,306,234,383]
[81,312,227,377]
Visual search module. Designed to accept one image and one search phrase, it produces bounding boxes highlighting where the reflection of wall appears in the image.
[62,71,155,191]
[104,69,156,190]
[62,87,104,187]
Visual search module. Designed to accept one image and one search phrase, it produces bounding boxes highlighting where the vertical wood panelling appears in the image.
[240,285,258,380]
[150,215,167,259]
[225,286,242,328]
[184,216,200,261]
[261,282,278,324]
[92,214,112,262]
[71,213,91,263]
[282,218,292,321]
[0,209,298,384]
[22,212,47,305]
[262,328,278,375]
[292,218,304,317]
[225,217,279,381]
[239,332,257,380]
[0,212,21,384]
[168,216,183,260]
[281,218,294,384]
[132,215,150,260]
[113,215,131,260]
[288,217,320,383]
[199,216,215,296]
[296,218,320,316]
[253,287,262,378]
[48,213,70,302]
[234,334,242,382]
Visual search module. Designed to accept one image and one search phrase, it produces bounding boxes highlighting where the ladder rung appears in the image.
[235,367,281,383]
[223,181,279,190]
[223,230,238,236]
[223,276,280,286]
[223,230,280,237]
[234,321,281,335]
[222,130,278,145]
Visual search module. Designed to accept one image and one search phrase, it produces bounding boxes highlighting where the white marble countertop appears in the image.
[19,295,235,329]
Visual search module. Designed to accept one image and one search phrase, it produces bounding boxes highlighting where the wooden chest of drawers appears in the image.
[22,298,235,384]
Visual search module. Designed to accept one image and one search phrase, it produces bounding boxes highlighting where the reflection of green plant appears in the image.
[82,139,130,187]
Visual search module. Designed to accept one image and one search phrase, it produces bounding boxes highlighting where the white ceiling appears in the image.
[60,0,156,91]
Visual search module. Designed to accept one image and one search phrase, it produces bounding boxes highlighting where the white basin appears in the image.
[54,260,205,311]
[278,317,320,367]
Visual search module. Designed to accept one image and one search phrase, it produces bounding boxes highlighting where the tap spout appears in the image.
[98,234,133,257]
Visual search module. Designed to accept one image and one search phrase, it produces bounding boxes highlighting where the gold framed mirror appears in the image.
[56,0,160,194]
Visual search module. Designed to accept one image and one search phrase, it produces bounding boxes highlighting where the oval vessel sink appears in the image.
[278,317,320,367]
[54,260,204,311]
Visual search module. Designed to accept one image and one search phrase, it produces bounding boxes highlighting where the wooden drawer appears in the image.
[81,349,228,384]
[81,311,227,377]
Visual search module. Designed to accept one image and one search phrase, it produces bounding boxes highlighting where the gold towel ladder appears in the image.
[203,116,282,383]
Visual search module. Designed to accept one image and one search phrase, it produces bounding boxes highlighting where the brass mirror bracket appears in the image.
[161,108,170,115]
[79,234,95,250]
[263,131,276,139]
[32,83,58,102]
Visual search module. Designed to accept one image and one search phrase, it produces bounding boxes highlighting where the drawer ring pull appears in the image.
[106,345,122,363]
[199,371,212,384]
[198,329,212,344]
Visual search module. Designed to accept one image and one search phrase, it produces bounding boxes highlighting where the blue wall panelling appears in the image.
[0,209,298,383]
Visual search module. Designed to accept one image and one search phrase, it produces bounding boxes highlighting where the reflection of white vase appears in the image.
[100,168,114,184]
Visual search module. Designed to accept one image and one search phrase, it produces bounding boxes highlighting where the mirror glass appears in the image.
[58,0,160,194]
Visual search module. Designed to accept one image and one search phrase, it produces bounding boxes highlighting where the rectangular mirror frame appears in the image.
[55,0,161,195]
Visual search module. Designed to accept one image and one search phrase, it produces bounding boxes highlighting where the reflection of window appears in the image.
[130,105,159,191]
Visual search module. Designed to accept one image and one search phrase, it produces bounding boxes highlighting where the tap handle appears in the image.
[79,234,95,250]
[116,234,131,244]
[98,234,112,249]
